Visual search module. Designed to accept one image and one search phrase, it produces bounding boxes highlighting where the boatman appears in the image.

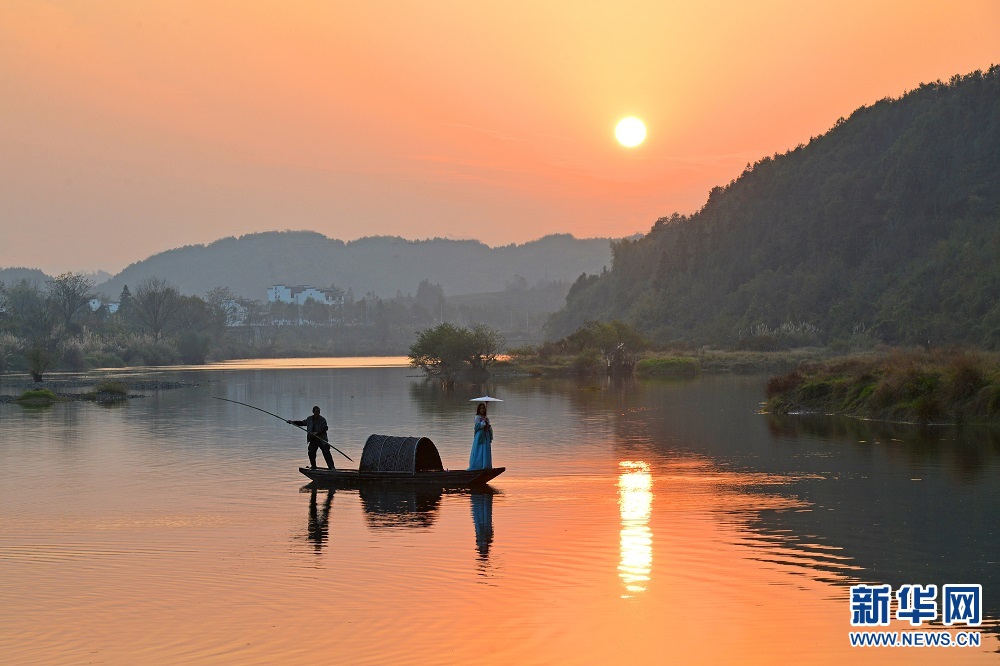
[288,406,335,470]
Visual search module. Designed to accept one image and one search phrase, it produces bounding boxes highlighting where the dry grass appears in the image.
[766,348,1000,424]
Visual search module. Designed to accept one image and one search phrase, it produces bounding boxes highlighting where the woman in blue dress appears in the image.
[468,402,493,470]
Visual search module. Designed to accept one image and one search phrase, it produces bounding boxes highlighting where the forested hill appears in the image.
[547,67,1000,349]
[94,233,613,300]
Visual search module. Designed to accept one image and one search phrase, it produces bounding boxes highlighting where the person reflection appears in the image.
[471,486,496,561]
[306,485,334,553]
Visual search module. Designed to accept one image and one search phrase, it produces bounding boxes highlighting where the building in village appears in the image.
[88,298,120,314]
[266,285,344,307]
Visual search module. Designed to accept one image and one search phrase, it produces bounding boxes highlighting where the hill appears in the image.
[547,67,1000,349]
[93,233,612,300]
[0,267,51,287]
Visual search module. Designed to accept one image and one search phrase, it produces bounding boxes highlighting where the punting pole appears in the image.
[212,396,354,462]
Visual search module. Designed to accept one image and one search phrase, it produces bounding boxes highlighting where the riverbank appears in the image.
[0,376,199,404]
[504,347,830,378]
[765,350,1000,424]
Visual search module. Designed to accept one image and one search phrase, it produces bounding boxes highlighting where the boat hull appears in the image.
[299,466,505,487]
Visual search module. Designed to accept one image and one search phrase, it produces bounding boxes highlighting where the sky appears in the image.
[1,1,998,275]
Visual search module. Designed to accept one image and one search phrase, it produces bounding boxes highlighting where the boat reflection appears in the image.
[299,483,499,563]
[618,460,653,597]
[360,485,443,529]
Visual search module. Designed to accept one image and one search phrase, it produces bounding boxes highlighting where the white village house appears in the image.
[266,285,344,307]
[88,298,120,314]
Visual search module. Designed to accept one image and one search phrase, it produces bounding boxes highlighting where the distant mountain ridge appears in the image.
[548,67,1000,348]
[85,232,613,300]
[0,267,51,286]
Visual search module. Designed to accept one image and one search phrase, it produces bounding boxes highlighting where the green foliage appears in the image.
[177,332,211,364]
[766,350,1000,423]
[408,323,505,383]
[571,349,603,376]
[635,357,701,379]
[580,320,648,376]
[551,67,1000,348]
[16,388,60,402]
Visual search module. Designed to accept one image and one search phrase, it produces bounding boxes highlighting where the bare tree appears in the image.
[130,278,181,343]
[46,272,96,332]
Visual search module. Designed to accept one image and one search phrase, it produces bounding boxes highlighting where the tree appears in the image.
[4,280,62,381]
[130,278,181,343]
[239,298,272,348]
[204,286,238,329]
[46,272,95,333]
[415,280,445,322]
[117,285,132,315]
[468,323,505,374]
[302,297,330,325]
[561,320,649,376]
[408,323,505,385]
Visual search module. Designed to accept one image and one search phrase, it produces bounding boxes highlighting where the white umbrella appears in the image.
[469,396,503,402]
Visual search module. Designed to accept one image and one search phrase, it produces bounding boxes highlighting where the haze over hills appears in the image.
[3,234,615,301]
[0,268,51,287]
[548,67,1000,348]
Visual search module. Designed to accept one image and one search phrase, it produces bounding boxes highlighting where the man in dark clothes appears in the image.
[288,405,335,469]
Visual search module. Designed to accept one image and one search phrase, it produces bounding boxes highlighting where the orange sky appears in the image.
[1,1,998,274]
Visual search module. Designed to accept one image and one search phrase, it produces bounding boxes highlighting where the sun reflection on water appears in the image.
[618,460,653,598]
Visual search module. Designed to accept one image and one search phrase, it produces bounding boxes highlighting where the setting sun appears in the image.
[615,117,647,148]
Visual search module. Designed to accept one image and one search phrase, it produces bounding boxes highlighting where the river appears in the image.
[1,360,998,664]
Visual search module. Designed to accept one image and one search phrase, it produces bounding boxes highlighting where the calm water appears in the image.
[2,360,999,664]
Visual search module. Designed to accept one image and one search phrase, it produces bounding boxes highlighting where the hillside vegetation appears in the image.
[548,67,1000,349]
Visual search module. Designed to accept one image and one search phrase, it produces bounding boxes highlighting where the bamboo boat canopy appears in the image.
[360,434,445,473]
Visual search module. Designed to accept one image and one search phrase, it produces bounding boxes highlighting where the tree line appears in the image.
[0,274,563,380]
[0,275,233,380]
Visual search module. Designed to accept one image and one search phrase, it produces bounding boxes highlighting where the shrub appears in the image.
[177,332,210,364]
[16,388,60,402]
[944,353,985,401]
[94,380,128,396]
[61,343,87,371]
[912,394,944,423]
[766,369,803,397]
[84,353,126,369]
[572,349,603,377]
[635,357,701,379]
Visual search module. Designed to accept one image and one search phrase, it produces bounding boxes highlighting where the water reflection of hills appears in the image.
[602,377,1000,630]
[767,413,1000,484]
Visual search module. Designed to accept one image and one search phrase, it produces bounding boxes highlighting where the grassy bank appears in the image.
[765,350,1000,424]
[506,347,829,378]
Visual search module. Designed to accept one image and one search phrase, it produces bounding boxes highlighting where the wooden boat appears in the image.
[299,433,504,487]
[299,466,504,486]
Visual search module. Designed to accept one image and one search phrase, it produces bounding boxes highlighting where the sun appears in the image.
[615,117,646,148]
